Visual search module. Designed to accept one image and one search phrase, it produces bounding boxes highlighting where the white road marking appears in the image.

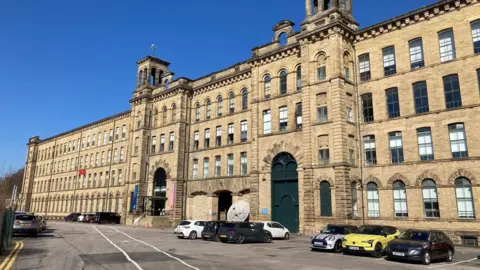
[93,226,144,270]
[428,257,478,268]
[109,226,200,270]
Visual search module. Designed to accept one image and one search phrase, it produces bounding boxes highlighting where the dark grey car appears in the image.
[217,222,272,244]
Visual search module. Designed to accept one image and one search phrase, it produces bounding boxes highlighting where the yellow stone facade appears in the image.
[20,0,480,245]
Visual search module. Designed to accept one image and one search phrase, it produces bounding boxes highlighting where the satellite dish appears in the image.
[227,200,250,222]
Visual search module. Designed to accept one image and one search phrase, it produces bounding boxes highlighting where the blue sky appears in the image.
[0,0,438,173]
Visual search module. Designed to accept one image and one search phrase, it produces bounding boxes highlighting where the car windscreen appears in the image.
[398,231,429,241]
[179,221,191,226]
[323,226,346,234]
[357,226,383,235]
[16,215,35,221]
[221,223,235,228]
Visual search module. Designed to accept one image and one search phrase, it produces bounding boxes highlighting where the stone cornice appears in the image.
[193,70,251,95]
[249,44,301,68]
[297,21,357,45]
[355,0,478,42]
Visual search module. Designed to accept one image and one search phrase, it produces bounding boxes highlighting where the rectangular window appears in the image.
[361,93,374,123]
[95,153,99,166]
[107,150,111,163]
[317,66,326,81]
[118,169,122,185]
[346,107,353,122]
[203,158,209,179]
[111,170,115,186]
[449,123,468,158]
[228,123,234,144]
[115,127,119,140]
[444,74,462,109]
[318,149,330,165]
[169,132,174,151]
[263,110,271,134]
[216,126,222,146]
[101,152,105,165]
[417,127,434,161]
[472,20,480,54]
[240,120,247,142]
[295,103,302,129]
[193,131,199,150]
[386,87,400,118]
[364,135,377,165]
[109,129,113,143]
[97,134,101,146]
[122,125,126,140]
[344,66,350,79]
[227,154,234,176]
[393,185,408,217]
[413,81,429,114]
[113,149,117,162]
[192,159,198,179]
[317,106,328,122]
[91,136,95,147]
[439,29,456,62]
[215,156,221,177]
[359,54,371,81]
[409,38,425,69]
[160,134,165,152]
[137,120,141,129]
[151,136,156,153]
[389,132,404,163]
[240,152,247,175]
[367,187,380,218]
[383,46,396,76]
[134,137,139,155]
[103,131,107,144]
[279,106,288,132]
[349,149,355,165]
[99,172,103,187]
[86,136,90,148]
[204,129,210,148]
[120,147,124,161]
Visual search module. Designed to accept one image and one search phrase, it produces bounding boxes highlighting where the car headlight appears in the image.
[361,240,375,245]
[409,249,421,256]
[327,235,335,241]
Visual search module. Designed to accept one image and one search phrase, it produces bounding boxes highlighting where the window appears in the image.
[203,158,209,179]
[169,132,174,151]
[264,75,271,98]
[151,136,156,153]
[95,153,99,166]
[193,131,199,150]
[240,152,247,175]
[120,147,124,161]
[393,181,408,217]
[204,129,210,148]
[107,150,111,163]
[361,93,374,123]
[472,20,480,54]
[364,135,376,165]
[455,177,475,219]
[358,54,371,82]
[241,88,248,110]
[296,66,302,91]
[217,96,223,116]
[113,149,117,162]
[195,103,200,121]
[449,123,468,158]
[443,74,462,109]
[263,110,271,134]
[172,104,177,121]
[349,149,355,165]
[295,102,302,129]
[278,32,287,46]
[279,106,288,132]
[101,152,105,165]
[319,182,332,216]
[206,100,211,119]
[103,131,107,144]
[439,29,456,62]
[462,236,478,247]
[317,54,327,81]
[228,123,234,144]
[87,136,90,148]
[478,69,480,93]
[318,149,330,165]
[409,38,425,69]
[215,156,221,177]
[109,129,113,143]
[383,46,396,76]
[229,93,235,114]
[411,81,430,114]
[122,125,126,140]
[422,179,440,218]
[351,182,358,217]
[389,132,404,163]
[240,120,247,142]
[317,106,328,122]
[192,159,198,179]
[99,172,103,187]
[279,70,287,94]
[367,183,380,217]
[115,127,119,141]
[386,87,400,118]
[111,170,115,186]
[215,126,222,146]
[227,154,234,176]
[160,134,165,152]
[134,137,139,155]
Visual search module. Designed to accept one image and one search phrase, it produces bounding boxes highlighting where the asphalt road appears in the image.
[4,221,480,270]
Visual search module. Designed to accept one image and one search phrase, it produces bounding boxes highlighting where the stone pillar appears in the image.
[142,68,148,86]
[154,70,161,87]
[305,0,312,17]
[137,71,141,88]
[317,0,322,14]
[206,193,218,221]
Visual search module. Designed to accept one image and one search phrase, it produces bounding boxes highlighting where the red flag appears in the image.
[78,169,86,175]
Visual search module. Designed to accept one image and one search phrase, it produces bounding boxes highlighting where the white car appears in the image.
[77,214,85,222]
[258,221,290,239]
[174,220,206,239]
[310,224,357,252]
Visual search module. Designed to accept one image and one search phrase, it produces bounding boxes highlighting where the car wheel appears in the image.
[284,232,290,240]
[423,250,431,265]
[202,237,208,241]
[264,234,272,243]
[189,231,197,240]
[446,249,453,262]
[177,236,184,239]
[235,234,245,244]
[334,240,343,253]
[373,243,382,258]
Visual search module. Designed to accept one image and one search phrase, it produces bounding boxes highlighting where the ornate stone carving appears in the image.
[364,175,382,188]
[149,159,172,179]
[387,173,410,187]
[447,169,477,186]
[415,171,441,187]
[314,176,334,188]
[261,141,303,171]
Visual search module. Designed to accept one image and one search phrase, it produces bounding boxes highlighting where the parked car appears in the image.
[175,220,206,239]
[217,222,273,244]
[257,221,290,239]
[201,221,226,241]
[311,224,357,252]
[342,225,400,257]
[83,214,97,223]
[13,214,41,237]
[77,214,86,222]
[386,229,454,265]
[34,215,47,230]
[64,213,81,222]
[95,212,121,224]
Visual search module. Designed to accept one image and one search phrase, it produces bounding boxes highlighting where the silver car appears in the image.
[13,214,41,237]
[310,224,357,252]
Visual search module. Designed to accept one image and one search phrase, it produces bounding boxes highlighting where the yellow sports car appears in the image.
[342,225,400,257]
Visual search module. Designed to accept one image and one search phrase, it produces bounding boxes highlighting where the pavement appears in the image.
[1,221,480,270]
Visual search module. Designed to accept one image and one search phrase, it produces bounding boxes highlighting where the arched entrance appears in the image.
[217,191,232,221]
[152,168,167,216]
[271,152,299,233]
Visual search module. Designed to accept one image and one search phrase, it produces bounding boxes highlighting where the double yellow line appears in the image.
[0,241,24,270]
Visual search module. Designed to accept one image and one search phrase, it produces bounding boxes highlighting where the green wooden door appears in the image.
[320,181,332,216]
[271,153,299,233]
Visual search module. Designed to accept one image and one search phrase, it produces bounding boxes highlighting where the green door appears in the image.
[271,153,299,233]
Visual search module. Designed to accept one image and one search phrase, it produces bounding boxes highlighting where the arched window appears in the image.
[206,99,211,119]
[422,179,440,218]
[296,66,302,91]
[367,182,380,217]
[317,53,327,81]
[278,32,288,46]
[455,177,475,219]
[351,182,358,217]
[228,92,235,114]
[241,88,248,110]
[171,104,176,122]
[279,70,287,95]
[162,107,167,124]
[320,181,332,216]
[264,75,271,98]
[195,103,200,121]
[393,181,408,217]
[217,96,223,116]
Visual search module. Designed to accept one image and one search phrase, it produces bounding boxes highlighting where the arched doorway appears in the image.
[271,152,299,233]
[217,191,232,221]
[153,168,167,216]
